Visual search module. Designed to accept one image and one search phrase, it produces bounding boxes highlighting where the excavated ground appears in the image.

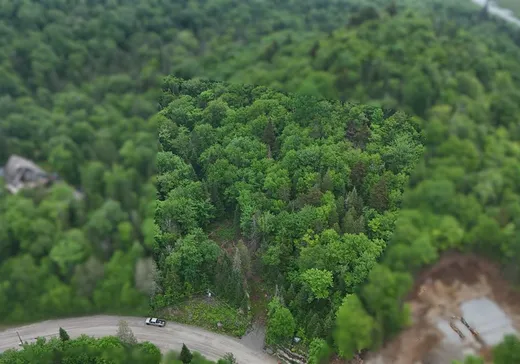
[362,253,520,364]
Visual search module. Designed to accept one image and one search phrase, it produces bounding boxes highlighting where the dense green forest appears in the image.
[155,2,520,363]
[0,0,378,322]
[3,0,520,362]
[0,0,432,324]
[155,77,423,354]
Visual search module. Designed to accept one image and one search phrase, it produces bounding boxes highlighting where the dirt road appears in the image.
[0,315,276,364]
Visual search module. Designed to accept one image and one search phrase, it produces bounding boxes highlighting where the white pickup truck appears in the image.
[144,317,166,327]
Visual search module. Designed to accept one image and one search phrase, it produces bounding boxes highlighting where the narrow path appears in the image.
[0,315,276,364]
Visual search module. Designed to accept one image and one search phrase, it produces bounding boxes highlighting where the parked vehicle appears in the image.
[145,317,166,327]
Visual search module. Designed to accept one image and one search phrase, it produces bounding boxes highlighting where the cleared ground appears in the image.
[365,253,520,364]
[0,315,276,364]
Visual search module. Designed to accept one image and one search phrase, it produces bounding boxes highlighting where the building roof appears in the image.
[460,297,517,346]
[4,155,47,184]
[431,297,518,363]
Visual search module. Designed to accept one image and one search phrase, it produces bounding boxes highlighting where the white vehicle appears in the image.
[145,317,166,327]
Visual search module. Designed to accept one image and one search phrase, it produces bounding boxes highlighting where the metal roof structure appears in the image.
[461,297,517,346]
[429,297,518,363]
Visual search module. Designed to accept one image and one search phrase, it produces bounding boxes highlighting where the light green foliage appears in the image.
[266,298,296,345]
[0,165,152,321]
[334,294,375,360]
[165,298,250,337]
[300,268,333,300]
[165,230,221,291]
[361,264,413,343]
[4,0,520,362]
[308,338,331,364]
[493,335,520,364]
[452,355,485,364]
[194,4,520,299]
[298,230,385,291]
[217,353,238,364]
[49,229,90,275]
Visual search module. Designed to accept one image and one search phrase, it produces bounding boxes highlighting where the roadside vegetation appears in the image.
[0,325,237,364]
[160,298,250,337]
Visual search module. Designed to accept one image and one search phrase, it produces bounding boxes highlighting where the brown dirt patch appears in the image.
[408,252,520,310]
[407,252,497,298]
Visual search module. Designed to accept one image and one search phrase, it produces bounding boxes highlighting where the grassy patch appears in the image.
[207,219,238,247]
[161,297,251,337]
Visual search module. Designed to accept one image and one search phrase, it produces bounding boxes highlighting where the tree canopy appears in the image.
[154,1,520,360]
[0,334,217,364]
[155,77,422,352]
[3,0,520,362]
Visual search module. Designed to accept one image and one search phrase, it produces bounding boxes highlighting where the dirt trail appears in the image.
[0,315,276,364]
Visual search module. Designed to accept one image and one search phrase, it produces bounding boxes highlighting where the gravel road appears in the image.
[0,315,276,364]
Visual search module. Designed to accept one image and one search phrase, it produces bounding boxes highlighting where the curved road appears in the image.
[0,315,276,364]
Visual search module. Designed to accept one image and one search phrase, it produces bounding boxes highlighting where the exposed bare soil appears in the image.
[362,252,520,364]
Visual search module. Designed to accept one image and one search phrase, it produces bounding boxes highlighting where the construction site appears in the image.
[364,253,520,364]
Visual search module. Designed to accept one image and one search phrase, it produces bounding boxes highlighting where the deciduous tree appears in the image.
[334,294,374,360]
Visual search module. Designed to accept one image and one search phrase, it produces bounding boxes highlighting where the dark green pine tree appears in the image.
[59,327,70,341]
[180,343,193,364]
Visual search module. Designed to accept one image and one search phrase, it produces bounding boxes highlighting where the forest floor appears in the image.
[363,252,520,364]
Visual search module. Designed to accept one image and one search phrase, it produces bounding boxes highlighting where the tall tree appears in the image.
[334,294,375,360]
[180,343,193,364]
[58,327,70,341]
[266,298,296,345]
